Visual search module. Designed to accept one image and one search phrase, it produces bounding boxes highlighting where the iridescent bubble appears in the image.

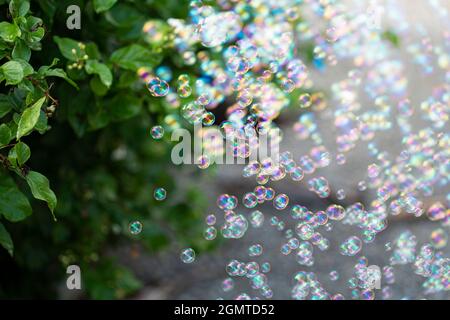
[204,226,217,241]
[154,187,167,201]
[222,278,234,292]
[178,85,192,98]
[249,244,263,257]
[250,210,264,228]
[180,248,196,264]
[308,177,331,198]
[265,188,275,200]
[217,194,238,210]
[299,93,312,108]
[250,274,267,289]
[202,112,216,126]
[326,204,346,221]
[243,192,258,208]
[198,11,242,48]
[147,77,169,97]
[340,236,363,256]
[273,194,289,210]
[427,202,447,221]
[129,221,142,235]
[329,270,339,281]
[148,124,165,140]
[430,228,448,249]
[336,189,346,200]
[206,214,216,226]
[222,214,248,239]
[197,155,210,169]
[261,262,271,273]
[325,27,340,43]
[295,223,314,240]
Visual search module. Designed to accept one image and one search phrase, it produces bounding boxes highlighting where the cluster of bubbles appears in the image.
[139,0,449,299]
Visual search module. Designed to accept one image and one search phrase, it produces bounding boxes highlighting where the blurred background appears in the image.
[0,0,448,300]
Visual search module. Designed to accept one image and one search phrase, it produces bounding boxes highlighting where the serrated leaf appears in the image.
[25,171,57,220]
[85,60,112,87]
[0,22,21,42]
[1,61,24,85]
[93,0,117,13]
[16,96,46,139]
[0,222,14,256]
[0,172,32,223]
[110,44,160,71]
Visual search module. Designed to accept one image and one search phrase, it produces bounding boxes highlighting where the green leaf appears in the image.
[108,94,141,121]
[110,44,160,71]
[0,94,12,119]
[15,59,33,77]
[34,111,48,134]
[0,123,12,146]
[9,0,30,17]
[39,67,79,89]
[53,36,82,61]
[1,61,24,85]
[13,142,30,165]
[89,76,109,96]
[0,172,32,223]
[93,0,117,13]
[12,40,31,61]
[0,22,21,42]
[16,96,46,139]
[0,222,13,256]
[25,171,57,220]
[85,60,112,87]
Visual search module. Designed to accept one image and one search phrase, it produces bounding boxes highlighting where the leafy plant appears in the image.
[0,0,210,299]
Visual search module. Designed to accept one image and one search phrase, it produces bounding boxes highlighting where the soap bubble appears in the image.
[180,248,196,264]
[150,125,164,139]
[154,187,167,201]
[129,221,142,235]
[340,236,363,256]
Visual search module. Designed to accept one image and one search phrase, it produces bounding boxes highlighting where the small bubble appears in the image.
[154,187,167,201]
[180,248,196,264]
[129,221,143,235]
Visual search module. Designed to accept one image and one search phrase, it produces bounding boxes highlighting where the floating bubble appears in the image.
[326,204,346,221]
[299,93,312,108]
[180,248,196,264]
[222,214,248,239]
[340,236,363,256]
[250,210,264,228]
[248,244,263,257]
[154,187,167,201]
[129,221,142,235]
[147,77,169,97]
[430,228,448,249]
[150,125,164,140]
[222,278,234,292]
[204,226,217,241]
[329,270,339,281]
[274,194,289,210]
